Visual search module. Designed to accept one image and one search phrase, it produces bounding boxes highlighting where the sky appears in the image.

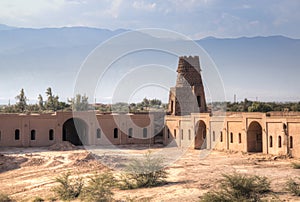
[0,0,300,39]
[0,0,299,104]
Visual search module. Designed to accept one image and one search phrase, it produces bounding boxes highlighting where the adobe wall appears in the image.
[164,112,300,158]
[0,112,154,147]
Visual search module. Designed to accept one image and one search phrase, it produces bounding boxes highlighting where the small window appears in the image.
[31,130,36,140]
[143,128,147,138]
[167,129,170,139]
[290,136,293,148]
[181,129,184,140]
[171,100,174,114]
[15,129,20,140]
[97,128,101,139]
[269,136,273,147]
[220,131,223,142]
[212,131,215,142]
[188,129,191,140]
[49,129,54,140]
[174,129,176,139]
[278,136,282,148]
[238,133,242,144]
[230,132,233,143]
[114,128,118,139]
[128,128,133,138]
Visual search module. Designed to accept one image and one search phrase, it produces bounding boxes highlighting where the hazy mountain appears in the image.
[0,25,299,103]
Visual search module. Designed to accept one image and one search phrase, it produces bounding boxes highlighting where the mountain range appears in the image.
[0,24,299,104]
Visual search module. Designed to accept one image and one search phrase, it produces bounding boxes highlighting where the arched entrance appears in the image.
[62,118,88,146]
[247,121,263,152]
[195,120,207,149]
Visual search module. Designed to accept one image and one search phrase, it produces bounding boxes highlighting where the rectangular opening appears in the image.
[15,129,20,140]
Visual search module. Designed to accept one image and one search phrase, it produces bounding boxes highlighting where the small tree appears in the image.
[81,172,116,202]
[15,88,27,112]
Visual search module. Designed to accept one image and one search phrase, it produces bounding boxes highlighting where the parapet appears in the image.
[178,56,201,71]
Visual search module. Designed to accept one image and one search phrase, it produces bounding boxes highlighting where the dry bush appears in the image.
[32,196,44,202]
[291,162,300,169]
[119,151,168,189]
[81,172,116,202]
[286,178,300,196]
[52,172,83,201]
[0,193,14,202]
[201,173,271,202]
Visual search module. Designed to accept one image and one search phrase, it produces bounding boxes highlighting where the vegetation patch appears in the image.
[81,172,116,202]
[201,173,271,202]
[286,178,300,196]
[0,193,14,202]
[52,172,83,201]
[119,151,168,189]
[291,162,300,169]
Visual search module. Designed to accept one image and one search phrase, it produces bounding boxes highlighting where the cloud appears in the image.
[105,0,123,19]
[132,1,156,11]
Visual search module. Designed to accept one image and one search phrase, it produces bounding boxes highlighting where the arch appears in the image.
[62,118,88,146]
[195,120,206,149]
[247,121,262,152]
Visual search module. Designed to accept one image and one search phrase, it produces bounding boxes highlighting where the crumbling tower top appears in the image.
[168,55,207,115]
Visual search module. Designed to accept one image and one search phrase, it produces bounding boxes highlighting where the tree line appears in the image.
[2,87,88,113]
[210,99,300,113]
[0,88,166,113]
[2,90,300,113]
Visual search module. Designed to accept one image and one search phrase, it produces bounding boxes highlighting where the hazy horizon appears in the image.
[0,1,299,104]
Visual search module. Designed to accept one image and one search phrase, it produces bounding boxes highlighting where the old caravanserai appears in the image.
[1,56,300,158]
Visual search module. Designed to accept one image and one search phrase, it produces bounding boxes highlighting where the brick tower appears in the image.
[168,56,207,115]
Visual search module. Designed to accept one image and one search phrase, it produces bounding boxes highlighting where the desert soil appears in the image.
[0,144,300,202]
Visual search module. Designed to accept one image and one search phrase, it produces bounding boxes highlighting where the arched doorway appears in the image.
[195,120,207,149]
[62,118,88,146]
[247,121,262,152]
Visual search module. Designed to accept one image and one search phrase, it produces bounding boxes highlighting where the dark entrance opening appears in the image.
[247,121,263,152]
[195,120,206,149]
[62,118,88,146]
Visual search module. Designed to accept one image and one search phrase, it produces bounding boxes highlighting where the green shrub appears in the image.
[0,193,13,202]
[119,151,168,189]
[291,162,300,169]
[52,172,83,201]
[286,178,300,196]
[81,172,116,202]
[201,173,271,202]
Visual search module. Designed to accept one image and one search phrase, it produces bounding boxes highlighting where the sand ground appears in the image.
[1,145,300,201]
